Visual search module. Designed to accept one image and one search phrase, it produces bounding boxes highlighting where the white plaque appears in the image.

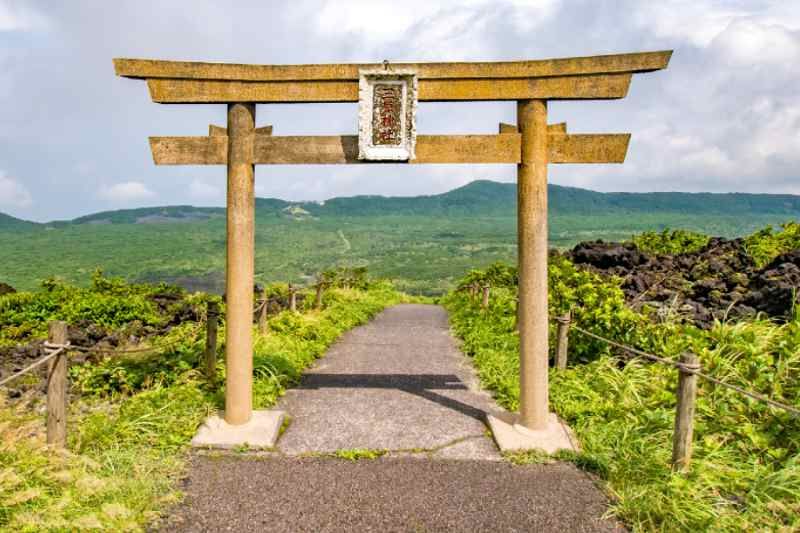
[358,68,418,161]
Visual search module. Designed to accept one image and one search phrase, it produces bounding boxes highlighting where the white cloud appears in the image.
[99,181,156,202]
[188,178,222,201]
[633,1,800,48]
[0,173,32,208]
[710,19,800,66]
[0,1,47,32]
[310,0,557,58]
[6,0,800,220]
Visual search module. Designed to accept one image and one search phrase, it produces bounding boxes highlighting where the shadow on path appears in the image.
[298,373,489,421]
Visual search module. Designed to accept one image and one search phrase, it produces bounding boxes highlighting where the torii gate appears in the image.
[115,51,670,449]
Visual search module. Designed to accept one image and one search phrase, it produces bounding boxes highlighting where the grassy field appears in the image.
[1,211,793,296]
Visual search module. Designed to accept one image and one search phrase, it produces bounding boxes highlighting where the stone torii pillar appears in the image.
[517,99,549,431]
[225,102,255,425]
[113,50,671,450]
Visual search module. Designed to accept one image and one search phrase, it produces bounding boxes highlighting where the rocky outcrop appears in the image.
[0,282,16,296]
[567,238,799,327]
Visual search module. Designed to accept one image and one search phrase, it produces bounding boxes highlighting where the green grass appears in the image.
[2,212,795,296]
[444,263,800,532]
[330,449,388,461]
[0,282,406,531]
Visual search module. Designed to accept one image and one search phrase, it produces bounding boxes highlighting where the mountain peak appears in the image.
[4,180,800,228]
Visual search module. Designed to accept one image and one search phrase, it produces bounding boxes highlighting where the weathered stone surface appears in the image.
[191,410,285,449]
[115,50,672,81]
[487,412,578,454]
[571,241,647,270]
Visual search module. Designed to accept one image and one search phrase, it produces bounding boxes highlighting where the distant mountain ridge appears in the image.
[0,212,38,230]
[3,180,800,228]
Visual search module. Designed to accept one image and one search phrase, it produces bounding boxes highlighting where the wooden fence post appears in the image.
[315,282,324,310]
[481,285,490,308]
[205,302,219,387]
[672,352,700,471]
[555,310,571,369]
[289,284,297,313]
[258,287,269,334]
[46,321,68,448]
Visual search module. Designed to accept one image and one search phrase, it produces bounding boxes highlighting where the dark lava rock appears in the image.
[571,241,649,270]
[86,324,107,341]
[0,282,16,296]
[745,251,800,317]
[566,237,798,328]
[68,325,92,347]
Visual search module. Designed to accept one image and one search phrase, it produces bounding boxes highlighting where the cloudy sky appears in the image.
[0,0,798,221]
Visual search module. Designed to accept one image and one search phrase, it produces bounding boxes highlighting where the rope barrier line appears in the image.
[70,341,182,355]
[0,343,68,388]
[691,368,800,418]
[0,293,280,389]
[567,323,800,418]
[570,324,686,370]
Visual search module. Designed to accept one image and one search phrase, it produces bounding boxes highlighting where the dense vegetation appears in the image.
[0,273,407,530]
[631,229,711,256]
[0,270,185,349]
[3,181,799,295]
[444,252,800,531]
[745,222,800,268]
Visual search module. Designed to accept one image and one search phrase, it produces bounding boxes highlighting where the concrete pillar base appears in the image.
[191,410,285,450]
[487,412,578,454]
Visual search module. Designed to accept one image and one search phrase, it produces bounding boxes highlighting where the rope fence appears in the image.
[0,343,69,388]
[469,285,798,469]
[550,309,800,471]
[0,280,324,449]
[566,322,800,418]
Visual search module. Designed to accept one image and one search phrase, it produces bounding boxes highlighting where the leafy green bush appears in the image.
[0,270,182,347]
[744,221,800,267]
[456,261,517,291]
[448,258,670,365]
[631,229,710,255]
[316,266,371,290]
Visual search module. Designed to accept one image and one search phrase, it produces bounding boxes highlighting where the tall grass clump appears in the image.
[444,260,800,532]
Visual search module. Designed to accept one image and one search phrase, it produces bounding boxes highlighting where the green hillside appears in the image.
[71,205,226,225]
[288,180,800,217]
[0,212,39,231]
[32,180,800,224]
[1,180,798,294]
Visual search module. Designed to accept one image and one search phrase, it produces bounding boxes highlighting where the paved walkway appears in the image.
[276,304,502,459]
[166,304,621,532]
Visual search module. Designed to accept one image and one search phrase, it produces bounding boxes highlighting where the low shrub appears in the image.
[631,229,710,256]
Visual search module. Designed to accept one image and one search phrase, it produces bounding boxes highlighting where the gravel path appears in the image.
[165,304,621,532]
[166,456,621,532]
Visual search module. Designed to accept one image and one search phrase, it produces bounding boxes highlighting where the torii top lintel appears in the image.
[114,50,670,166]
[114,50,671,103]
